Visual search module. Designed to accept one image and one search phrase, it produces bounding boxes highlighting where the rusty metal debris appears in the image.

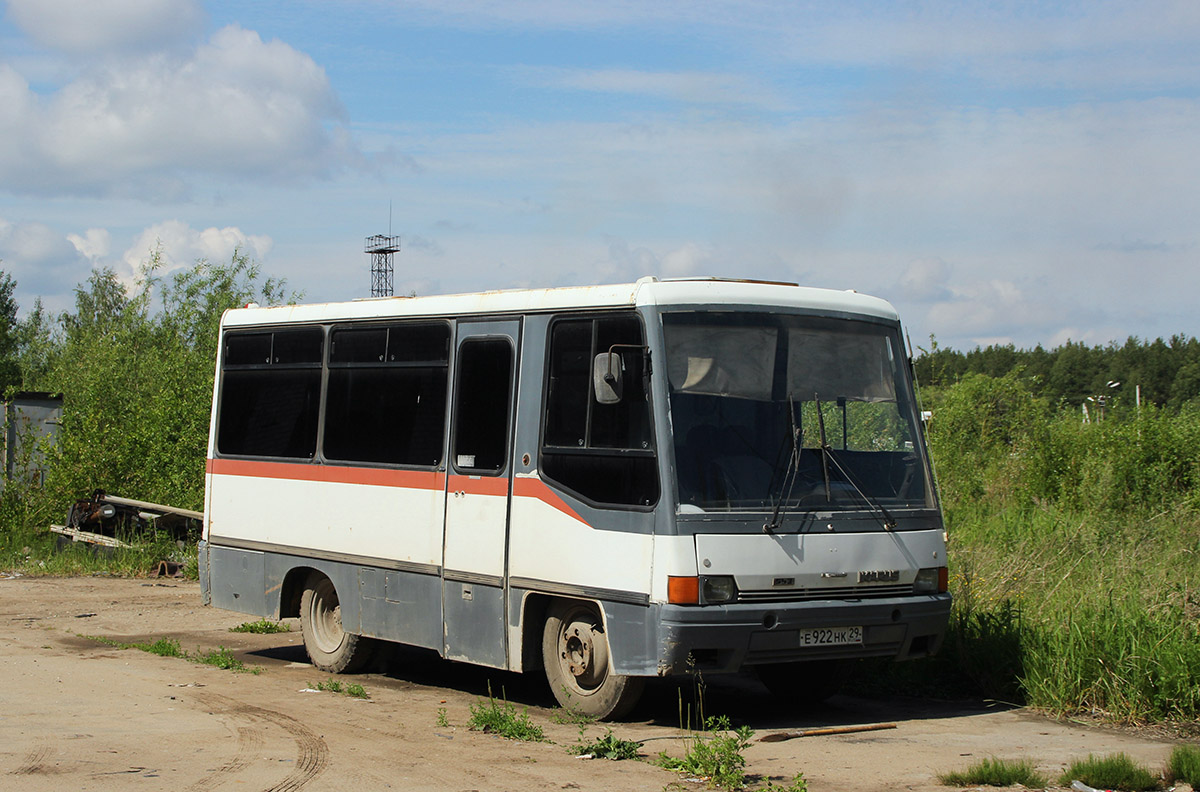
[49,490,203,550]
[757,722,897,742]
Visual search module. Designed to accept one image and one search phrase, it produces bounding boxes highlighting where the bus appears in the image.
[199,276,950,719]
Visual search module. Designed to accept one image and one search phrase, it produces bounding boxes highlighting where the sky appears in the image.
[1,0,1198,352]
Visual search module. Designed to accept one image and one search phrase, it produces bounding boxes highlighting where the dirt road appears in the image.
[0,576,1182,791]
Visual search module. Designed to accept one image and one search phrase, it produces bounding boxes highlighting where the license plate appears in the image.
[798,626,863,647]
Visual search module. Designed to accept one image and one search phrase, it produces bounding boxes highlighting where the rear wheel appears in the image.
[542,601,643,721]
[756,659,850,703]
[300,573,374,673]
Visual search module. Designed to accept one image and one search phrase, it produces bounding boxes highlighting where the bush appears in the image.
[0,250,294,575]
[938,756,1046,788]
[1168,744,1200,787]
[1059,753,1160,791]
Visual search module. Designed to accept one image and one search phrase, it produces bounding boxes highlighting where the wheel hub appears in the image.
[564,625,594,677]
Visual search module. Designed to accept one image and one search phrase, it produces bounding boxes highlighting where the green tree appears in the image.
[26,250,295,514]
[0,268,21,391]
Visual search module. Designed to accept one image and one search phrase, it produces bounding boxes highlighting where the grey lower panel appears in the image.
[597,600,660,677]
[198,540,211,606]
[208,544,267,616]
[359,566,443,652]
[443,580,506,669]
[206,544,443,654]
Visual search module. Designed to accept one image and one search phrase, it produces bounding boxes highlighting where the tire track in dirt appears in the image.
[187,726,264,791]
[189,693,328,792]
[10,743,53,775]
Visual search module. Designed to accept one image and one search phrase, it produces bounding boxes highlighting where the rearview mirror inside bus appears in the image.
[593,352,624,404]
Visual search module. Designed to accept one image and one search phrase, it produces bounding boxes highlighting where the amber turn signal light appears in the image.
[668,576,699,604]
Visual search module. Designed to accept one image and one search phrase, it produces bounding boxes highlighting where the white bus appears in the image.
[200,277,949,719]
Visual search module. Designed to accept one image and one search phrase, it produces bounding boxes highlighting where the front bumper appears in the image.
[655,593,951,675]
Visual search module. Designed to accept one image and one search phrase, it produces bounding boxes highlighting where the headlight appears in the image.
[914,567,948,594]
[701,576,737,604]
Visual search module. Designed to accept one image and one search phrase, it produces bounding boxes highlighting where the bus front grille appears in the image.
[737,583,913,603]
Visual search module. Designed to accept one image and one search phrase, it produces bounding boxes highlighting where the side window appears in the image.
[451,338,513,474]
[323,322,450,466]
[217,328,323,459]
[541,314,658,507]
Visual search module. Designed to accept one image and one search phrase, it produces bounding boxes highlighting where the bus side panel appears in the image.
[507,488,655,600]
[206,469,445,571]
[601,600,661,676]
[443,581,506,667]
[208,535,445,653]
[333,564,443,652]
[207,544,267,616]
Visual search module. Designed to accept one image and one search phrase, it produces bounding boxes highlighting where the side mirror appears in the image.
[593,352,624,404]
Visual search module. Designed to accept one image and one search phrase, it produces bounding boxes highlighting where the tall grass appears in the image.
[910,372,1200,726]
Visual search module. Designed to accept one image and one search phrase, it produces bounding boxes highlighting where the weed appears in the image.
[436,707,450,727]
[938,757,1046,788]
[467,684,545,742]
[136,637,185,658]
[1168,744,1200,787]
[229,618,290,634]
[195,646,254,673]
[81,634,260,673]
[760,774,808,792]
[656,715,754,791]
[1059,753,1160,791]
[571,729,639,760]
[309,678,369,698]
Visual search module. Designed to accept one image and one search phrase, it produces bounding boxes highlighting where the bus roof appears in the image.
[220,276,900,328]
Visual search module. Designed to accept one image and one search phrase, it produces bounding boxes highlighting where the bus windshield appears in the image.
[663,311,932,513]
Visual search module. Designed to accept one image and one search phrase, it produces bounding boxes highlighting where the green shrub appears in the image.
[938,756,1046,788]
[656,715,753,791]
[571,729,639,760]
[467,687,545,742]
[1059,753,1160,791]
[1168,744,1200,787]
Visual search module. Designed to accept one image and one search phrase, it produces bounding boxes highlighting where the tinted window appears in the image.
[217,328,323,459]
[323,322,451,466]
[452,338,513,473]
[541,314,657,506]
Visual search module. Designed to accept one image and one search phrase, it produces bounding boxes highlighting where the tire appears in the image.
[542,601,644,721]
[756,659,851,703]
[300,573,374,673]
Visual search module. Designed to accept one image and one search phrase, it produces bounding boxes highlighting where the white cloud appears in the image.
[0,216,91,303]
[122,220,273,280]
[661,242,715,278]
[0,24,358,198]
[5,0,204,54]
[67,228,112,262]
[897,257,951,302]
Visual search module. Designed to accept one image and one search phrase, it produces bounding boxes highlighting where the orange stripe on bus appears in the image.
[206,458,587,526]
[206,458,445,489]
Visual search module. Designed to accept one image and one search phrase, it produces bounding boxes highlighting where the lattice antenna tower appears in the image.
[365,234,400,297]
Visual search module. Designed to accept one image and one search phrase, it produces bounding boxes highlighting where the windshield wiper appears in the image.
[813,395,898,531]
[764,395,802,534]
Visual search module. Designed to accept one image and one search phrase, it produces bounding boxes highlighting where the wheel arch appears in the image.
[278,565,323,619]
[519,593,612,674]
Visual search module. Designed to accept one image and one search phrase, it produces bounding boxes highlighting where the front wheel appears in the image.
[542,601,643,721]
[300,573,374,673]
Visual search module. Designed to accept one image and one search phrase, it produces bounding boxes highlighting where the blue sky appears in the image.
[1,0,1198,351]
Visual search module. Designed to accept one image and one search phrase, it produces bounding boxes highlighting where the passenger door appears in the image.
[441,319,520,667]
